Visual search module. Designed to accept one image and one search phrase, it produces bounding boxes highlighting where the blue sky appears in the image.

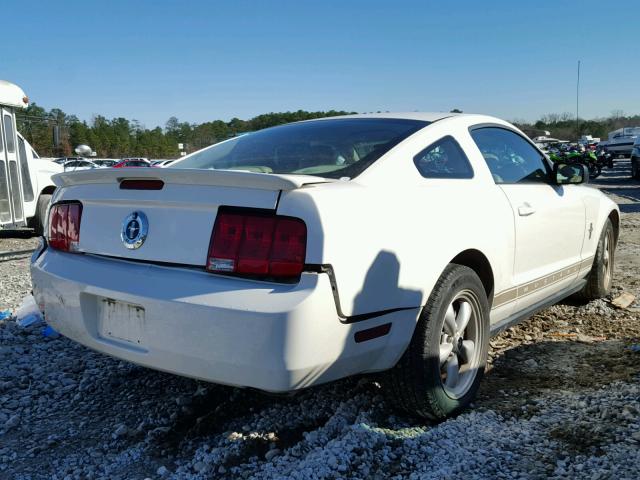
[3,0,639,128]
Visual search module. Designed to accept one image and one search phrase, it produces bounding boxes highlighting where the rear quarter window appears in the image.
[414,136,474,179]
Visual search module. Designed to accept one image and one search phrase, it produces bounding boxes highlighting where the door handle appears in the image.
[518,203,535,216]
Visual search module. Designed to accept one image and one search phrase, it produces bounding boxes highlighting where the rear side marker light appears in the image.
[354,323,392,343]
[120,179,164,190]
[207,210,307,280]
[48,202,83,252]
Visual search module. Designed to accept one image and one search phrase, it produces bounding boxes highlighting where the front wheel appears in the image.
[588,164,602,180]
[578,219,615,300]
[384,264,489,420]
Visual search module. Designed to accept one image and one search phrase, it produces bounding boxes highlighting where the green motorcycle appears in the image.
[548,150,601,180]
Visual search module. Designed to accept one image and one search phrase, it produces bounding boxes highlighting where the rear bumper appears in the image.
[30,248,417,392]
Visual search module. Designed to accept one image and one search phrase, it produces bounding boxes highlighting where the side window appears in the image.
[470,127,549,184]
[413,135,474,179]
[17,138,34,202]
[3,115,15,153]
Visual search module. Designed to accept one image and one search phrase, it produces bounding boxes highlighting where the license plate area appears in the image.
[97,298,145,345]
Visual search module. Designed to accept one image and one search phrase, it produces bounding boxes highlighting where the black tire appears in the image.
[578,219,615,301]
[384,264,489,420]
[34,194,52,236]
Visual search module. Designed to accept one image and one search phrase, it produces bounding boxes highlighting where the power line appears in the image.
[15,114,63,125]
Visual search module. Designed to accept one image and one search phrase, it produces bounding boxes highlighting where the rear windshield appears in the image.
[170,118,429,179]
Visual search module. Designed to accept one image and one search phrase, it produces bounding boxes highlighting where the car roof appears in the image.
[323,112,457,122]
[304,112,510,128]
[303,112,456,123]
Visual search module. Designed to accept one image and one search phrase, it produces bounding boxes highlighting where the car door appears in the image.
[0,111,10,225]
[1,109,25,225]
[470,126,586,311]
[413,133,518,323]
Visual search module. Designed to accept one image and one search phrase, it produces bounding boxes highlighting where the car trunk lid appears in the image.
[51,168,330,266]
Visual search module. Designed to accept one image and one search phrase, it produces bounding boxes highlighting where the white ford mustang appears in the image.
[31,113,619,419]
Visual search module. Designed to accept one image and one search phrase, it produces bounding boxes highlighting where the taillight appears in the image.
[48,202,82,252]
[207,210,307,280]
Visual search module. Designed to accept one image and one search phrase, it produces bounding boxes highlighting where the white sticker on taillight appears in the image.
[207,258,235,272]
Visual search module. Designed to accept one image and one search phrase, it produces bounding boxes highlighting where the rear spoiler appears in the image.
[52,168,334,191]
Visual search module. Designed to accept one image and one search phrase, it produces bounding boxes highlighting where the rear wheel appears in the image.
[385,264,489,420]
[578,219,615,300]
[34,194,52,236]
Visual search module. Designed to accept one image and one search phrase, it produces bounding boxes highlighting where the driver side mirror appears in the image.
[553,162,587,185]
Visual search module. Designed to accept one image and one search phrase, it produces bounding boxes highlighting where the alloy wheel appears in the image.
[439,290,483,399]
[602,228,614,291]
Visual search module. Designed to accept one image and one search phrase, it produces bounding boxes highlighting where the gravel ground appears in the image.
[0,161,639,480]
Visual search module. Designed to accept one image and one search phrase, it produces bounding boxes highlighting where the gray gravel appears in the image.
[0,233,38,311]
[0,162,639,479]
[0,313,638,480]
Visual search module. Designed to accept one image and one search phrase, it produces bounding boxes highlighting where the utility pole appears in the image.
[576,60,581,141]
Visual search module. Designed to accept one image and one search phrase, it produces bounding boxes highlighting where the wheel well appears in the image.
[40,186,56,196]
[450,249,494,306]
[608,210,620,243]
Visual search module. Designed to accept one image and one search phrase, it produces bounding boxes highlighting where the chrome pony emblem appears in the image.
[121,211,148,250]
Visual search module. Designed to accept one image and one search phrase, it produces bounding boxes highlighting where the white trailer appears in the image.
[0,80,62,234]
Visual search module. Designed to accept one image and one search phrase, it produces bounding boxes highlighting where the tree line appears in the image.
[16,106,354,158]
[15,105,640,159]
[513,110,640,142]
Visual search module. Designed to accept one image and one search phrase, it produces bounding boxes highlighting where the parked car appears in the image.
[122,157,149,162]
[93,159,118,168]
[31,113,619,419]
[113,158,151,168]
[53,156,84,165]
[631,136,640,180]
[151,159,176,167]
[63,160,99,172]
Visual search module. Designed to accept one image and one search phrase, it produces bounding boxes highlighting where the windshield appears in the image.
[170,118,429,179]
